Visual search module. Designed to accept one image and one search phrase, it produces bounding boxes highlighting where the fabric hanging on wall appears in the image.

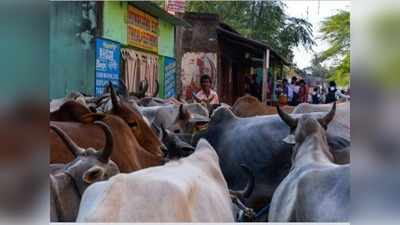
[121,48,159,96]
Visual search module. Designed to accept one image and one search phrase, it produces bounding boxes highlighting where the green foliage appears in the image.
[319,10,350,86]
[319,10,350,61]
[279,17,315,58]
[185,0,314,62]
[327,53,350,86]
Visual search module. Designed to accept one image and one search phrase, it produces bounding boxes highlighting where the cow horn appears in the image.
[178,104,191,120]
[151,123,163,140]
[318,102,336,128]
[141,79,149,96]
[277,105,298,129]
[94,121,114,163]
[152,80,159,97]
[119,79,128,97]
[50,124,84,157]
[132,80,148,98]
[160,123,166,140]
[94,94,110,106]
[230,164,255,199]
[109,81,121,110]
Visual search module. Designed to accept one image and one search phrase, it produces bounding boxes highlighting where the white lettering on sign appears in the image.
[99,48,114,61]
[96,59,107,71]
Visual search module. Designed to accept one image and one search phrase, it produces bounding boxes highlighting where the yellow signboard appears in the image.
[127,5,159,53]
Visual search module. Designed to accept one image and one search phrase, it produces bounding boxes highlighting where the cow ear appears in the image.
[178,105,191,120]
[79,113,107,123]
[83,166,106,184]
[283,134,296,145]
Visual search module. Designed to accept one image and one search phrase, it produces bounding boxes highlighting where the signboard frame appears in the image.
[127,5,159,53]
[95,38,121,96]
[166,0,186,15]
[164,56,177,98]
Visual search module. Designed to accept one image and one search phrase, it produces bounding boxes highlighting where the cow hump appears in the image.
[210,106,237,124]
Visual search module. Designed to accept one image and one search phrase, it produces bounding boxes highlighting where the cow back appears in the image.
[232,96,294,117]
[77,139,234,222]
[202,107,350,211]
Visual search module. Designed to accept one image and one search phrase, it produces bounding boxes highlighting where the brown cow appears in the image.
[106,83,165,156]
[231,95,294,117]
[50,83,166,171]
[50,100,92,122]
[50,114,164,172]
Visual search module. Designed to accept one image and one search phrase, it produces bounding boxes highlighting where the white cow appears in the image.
[269,103,350,222]
[77,139,236,222]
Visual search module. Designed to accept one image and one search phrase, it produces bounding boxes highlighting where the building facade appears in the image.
[175,12,289,105]
[49,1,188,99]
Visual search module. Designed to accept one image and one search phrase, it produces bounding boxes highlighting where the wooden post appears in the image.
[271,66,276,105]
[262,49,270,104]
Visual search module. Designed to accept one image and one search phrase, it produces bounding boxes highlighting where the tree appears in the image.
[185,0,314,62]
[279,17,315,59]
[319,10,350,86]
[303,54,329,79]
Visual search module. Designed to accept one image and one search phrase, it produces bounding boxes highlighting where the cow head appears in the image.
[129,79,148,98]
[168,104,209,134]
[107,82,164,158]
[192,91,220,116]
[277,102,336,145]
[157,124,195,159]
[50,121,119,194]
[126,79,159,99]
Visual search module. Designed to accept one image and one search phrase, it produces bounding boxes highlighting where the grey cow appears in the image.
[192,105,350,220]
[50,121,119,222]
[269,103,350,222]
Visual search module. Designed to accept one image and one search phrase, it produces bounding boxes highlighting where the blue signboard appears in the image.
[95,38,121,96]
[164,57,176,98]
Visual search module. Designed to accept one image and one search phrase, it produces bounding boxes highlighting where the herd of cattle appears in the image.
[49,81,350,222]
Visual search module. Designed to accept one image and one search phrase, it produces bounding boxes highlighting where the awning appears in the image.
[216,25,290,66]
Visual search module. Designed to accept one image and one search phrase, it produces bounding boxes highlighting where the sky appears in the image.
[283,0,350,69]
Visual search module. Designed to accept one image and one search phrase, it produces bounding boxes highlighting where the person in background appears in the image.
[279,79,289,105]
[325,81,337,103]
[249,74,261,100]
[298,79,307,103]
[275,83,281,98]
[304,80,310,102]
[281,79,289,96]
[320,88,326,103]
[325,81,350,103]
[311,87,321,104]
[337,88,351,102]
[288,76,297,106]
[194,74,220,104]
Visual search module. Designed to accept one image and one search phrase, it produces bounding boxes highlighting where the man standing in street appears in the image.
[194,74,220,105]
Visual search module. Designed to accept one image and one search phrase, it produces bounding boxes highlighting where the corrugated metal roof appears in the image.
[216,25,290,66]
